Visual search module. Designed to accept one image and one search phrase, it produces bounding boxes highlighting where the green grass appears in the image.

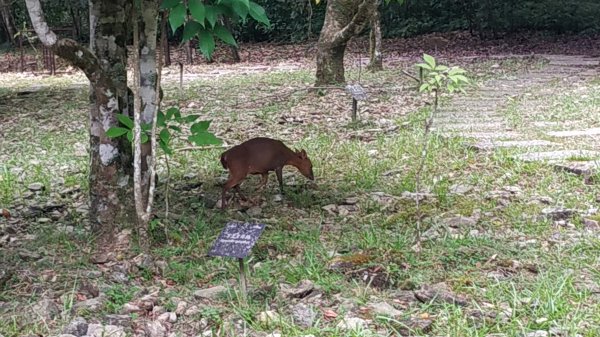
[2,56,600,337]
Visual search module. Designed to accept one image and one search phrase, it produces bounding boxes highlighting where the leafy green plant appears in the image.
[416,53,470,109]
[162,0,270,60]
[105,285,137,313]
[105,106,222,155]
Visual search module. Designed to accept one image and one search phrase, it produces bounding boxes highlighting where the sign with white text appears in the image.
[208,221,266,259]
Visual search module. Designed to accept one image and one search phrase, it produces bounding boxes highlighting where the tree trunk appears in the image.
[0,0,16,46]
[315,0,376,86]
[26,0,134,243]
[367,0,382,71]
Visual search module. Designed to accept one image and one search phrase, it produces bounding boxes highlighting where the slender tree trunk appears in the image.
[367,0,382,71]
[315,0,376,86]
[25,0,134,245]
[220,17,240,62]
[0,0,16,45]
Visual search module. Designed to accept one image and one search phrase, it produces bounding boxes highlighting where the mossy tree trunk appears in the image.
[367,0,383,71]
[315,0,376,86]
[26,0,135,245]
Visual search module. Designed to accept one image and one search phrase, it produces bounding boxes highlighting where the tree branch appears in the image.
[333,0,375,45]
[25,0,104,85]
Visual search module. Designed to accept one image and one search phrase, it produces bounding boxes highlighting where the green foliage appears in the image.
[416,53,470,96]
[162,0,270,60]
[105,107,221,156]
[105,285,137,313]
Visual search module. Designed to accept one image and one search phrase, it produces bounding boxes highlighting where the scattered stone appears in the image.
[28,183,45,191]
[343,197,359,205]
[104,314,132,327]
[31,298,60,320]
[246,206,262,217]
[72,297,105,313]
[184,305,200,316]
[328,254,372,272]
[367,302,402,317]
[87,324,126,337]
[400,191,434,201]
[144,321,167,337]
[111,272,128,283]
[444,214,479,228]
[541,207,575,221]
[279,279,314,299]
[18,249,41,261]
[175,301,188,315]
[322,204,337,215]
[133,253,154,269]
[584,218,600,231]
[336,316,366,331]
[290,303,316,328]
[121,303,142,314]
[524,331,548,337]
[394,317,434,335]
[63,317,88,337]
[157,312,177,323]
[257,310,280,325]
[471,140,557,151]
[194,285,227,300]
[449,184,472,195]
[515,150,599,162]
[414,282,468,306]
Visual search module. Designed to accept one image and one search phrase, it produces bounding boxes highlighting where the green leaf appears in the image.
[189,0,206,25]
[183,115,201,123]
[141,122,151,131]
[127,130,133,142]
[188,132,222,146]
[191,120,211,133]
[453,74,470,83]
[416,63,432,70]
[198,29,216,59]
[159,141,173,155]
[141,133,149,144]
[160,0,181,9]
[157,111,166,127]
[423,53,435,69]
[169,3,186,32]
[224,0,249,20]
[213,24,237,46]
[448,67,466,75]
[166,107,179,119]
[419,83,429,92]
[106,127,129,138]
[116,114,134,129]
[159,129,171,144]
[182,20,202,41]
[169,125,182,132]
[435,65,448,71]
[205,5,219,27]
[248,1,270,26]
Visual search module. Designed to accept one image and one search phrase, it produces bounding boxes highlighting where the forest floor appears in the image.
[1,33,600,337]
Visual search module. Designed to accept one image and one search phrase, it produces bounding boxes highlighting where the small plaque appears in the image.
[208,221,266,259]
[345,84,368,100]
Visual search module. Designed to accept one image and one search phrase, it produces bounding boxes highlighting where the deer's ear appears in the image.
[299,149,307,159]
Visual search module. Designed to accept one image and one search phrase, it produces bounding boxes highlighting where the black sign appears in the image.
[208,221,266,259]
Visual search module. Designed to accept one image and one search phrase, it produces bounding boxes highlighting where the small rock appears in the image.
[444,215,479,228]
[37,217,51,223]
[368,302,402,317]
[273,194,283,202]
[28,183,45,191]
[246,206,262,217]
[104,314,132,327]
[449,184,472,195]
[133,253,154,269]
[414,282,468,306]
[343,197,359,205]
[144,321,167,337]
[157,312,177,323]
[110,272,128,283]
[152,306,165,315]
[584,218,600,230]
[31,298,60,320]
[18,249,41,261]
[290,303,316,328]
[194,286,227,300]
[121,303,141,314]
[336,316,366,331]
[322,204,337,215]
[257,311,280,325]
[541,207,574,221]
[63,317,88,336]
[87,324,125,337]
[175,301,188,315]
[524,331,548,337]
[57,334,77,337]
[184,305,200,316]
[72,297,105,313]
[279,279,314,299]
